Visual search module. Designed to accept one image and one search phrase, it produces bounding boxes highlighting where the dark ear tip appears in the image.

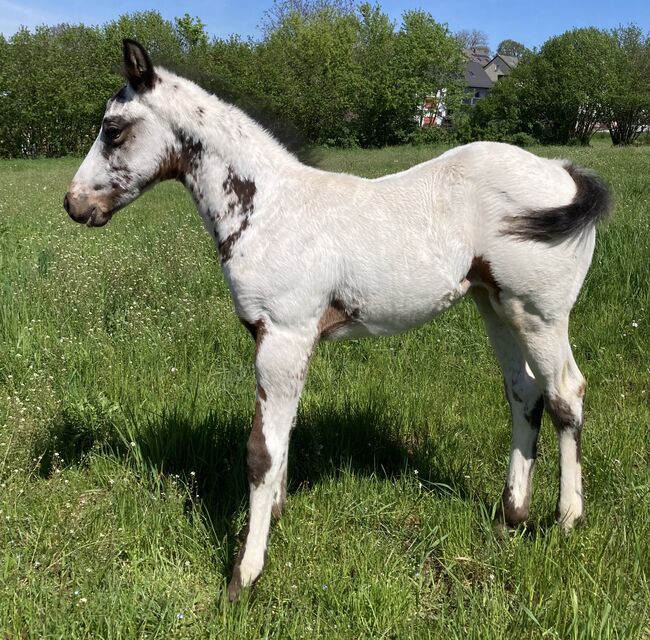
[123,38,142,50]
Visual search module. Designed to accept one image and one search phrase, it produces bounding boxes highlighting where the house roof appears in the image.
[498,54,519,68]
[485,54,520,70]
[464,47,491,65]
[465,60,493,89]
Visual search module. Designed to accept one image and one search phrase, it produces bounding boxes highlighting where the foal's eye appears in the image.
[103,126,123,144]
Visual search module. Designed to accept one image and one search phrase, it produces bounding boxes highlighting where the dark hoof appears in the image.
[492,518,518,538]
[227,575,242,603]
[493,503,528,538]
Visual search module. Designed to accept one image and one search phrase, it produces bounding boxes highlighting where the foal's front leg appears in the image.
[227,324,314,601]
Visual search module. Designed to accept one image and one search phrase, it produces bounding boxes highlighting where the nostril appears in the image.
[63,193,70,213]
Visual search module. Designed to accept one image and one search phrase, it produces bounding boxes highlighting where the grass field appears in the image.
[0,143,648,638]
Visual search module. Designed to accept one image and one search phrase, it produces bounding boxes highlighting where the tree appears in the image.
[352,3,400,146]
[604,25,650,145]
[497,39,528,59]
[534,28,615,145]
[174,13,209,52]
[103,11,183,64]
[259,0,356,35]
[256,8,361,145]
[397,11,465,135]
[454,28,489,49]
[473,28,617,145]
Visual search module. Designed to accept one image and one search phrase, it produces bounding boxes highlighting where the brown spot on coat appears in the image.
[544,394,582,432]
[218,167,257,262]
[318,300,359,339]
[467,256,501,299]
[153,131,203,184]
[248,394,271,488]
[227,522,249,602]
[545,393,583,466]
[245,320,271,488]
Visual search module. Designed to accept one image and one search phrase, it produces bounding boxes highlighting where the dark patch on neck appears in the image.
[217,167,257,262]
[155,129,204,184]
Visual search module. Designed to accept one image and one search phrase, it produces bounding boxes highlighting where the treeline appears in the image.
[0,6,465,157]
[469,26,650,146]
[0,5,648,157]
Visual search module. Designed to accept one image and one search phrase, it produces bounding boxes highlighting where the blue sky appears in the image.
[1,0,648,50]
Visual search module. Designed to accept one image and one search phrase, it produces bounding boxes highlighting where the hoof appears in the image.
[555,499,585,532]
[492,518,517,538]
[227,572,242,603]
[556,511,586,532]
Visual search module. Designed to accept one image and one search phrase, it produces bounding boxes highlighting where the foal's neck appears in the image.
[157,70,299,259]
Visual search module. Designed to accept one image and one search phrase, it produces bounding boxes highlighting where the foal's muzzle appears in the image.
[63,191,111,227]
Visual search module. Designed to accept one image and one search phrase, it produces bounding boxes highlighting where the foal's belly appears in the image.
[326,276,471,340]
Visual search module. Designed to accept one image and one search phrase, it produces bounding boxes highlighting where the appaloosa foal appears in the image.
[65,40,611,600]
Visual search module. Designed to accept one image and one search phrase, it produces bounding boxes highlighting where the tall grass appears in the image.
[0,144,648,638]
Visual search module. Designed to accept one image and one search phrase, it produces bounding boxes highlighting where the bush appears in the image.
[502,132,538,147]
[407,125,455,146]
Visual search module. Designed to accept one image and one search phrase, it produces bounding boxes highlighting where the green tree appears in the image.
[0,24,114,157]
[260,0,356,35]
[396,11,465,137]
[174,13,209,52]
[257,8,361,145]
[103,11,182,65]
[473,28,617,145]
[605,25,650,145]
[496,39,528,59]
[352,3,400,146]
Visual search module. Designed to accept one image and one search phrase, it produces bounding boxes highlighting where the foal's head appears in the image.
[64,40,198,227]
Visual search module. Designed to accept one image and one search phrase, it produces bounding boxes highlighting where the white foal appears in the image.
[65,40,612,601]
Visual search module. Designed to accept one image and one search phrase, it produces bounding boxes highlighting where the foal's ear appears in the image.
[122,39,156,91]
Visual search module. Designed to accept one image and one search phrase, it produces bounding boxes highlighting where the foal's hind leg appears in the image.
[471,288,543,527]
[227,324,314,601]
[495,294,586,529]
[508,314,586,529]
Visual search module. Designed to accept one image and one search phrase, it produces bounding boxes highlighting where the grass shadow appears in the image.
[130,398,484,535]
[35,395,489,564]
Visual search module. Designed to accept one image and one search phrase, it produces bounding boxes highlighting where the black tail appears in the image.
[504,162,612,242]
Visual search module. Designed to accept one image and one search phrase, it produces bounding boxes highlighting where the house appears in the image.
[419,89,447,126]
[462,49,519,107]
[482,54,520,83]
[420,47,520,125]
[464,60,493,106]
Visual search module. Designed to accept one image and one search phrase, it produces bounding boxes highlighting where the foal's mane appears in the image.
[158,61,321,166]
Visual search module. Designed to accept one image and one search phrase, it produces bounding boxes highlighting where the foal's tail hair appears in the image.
[504,162,612,242]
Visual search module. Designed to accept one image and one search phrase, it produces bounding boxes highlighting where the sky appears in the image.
[1,0,648,50]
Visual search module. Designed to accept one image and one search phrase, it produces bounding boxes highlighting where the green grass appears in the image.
[0,144,648,638]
